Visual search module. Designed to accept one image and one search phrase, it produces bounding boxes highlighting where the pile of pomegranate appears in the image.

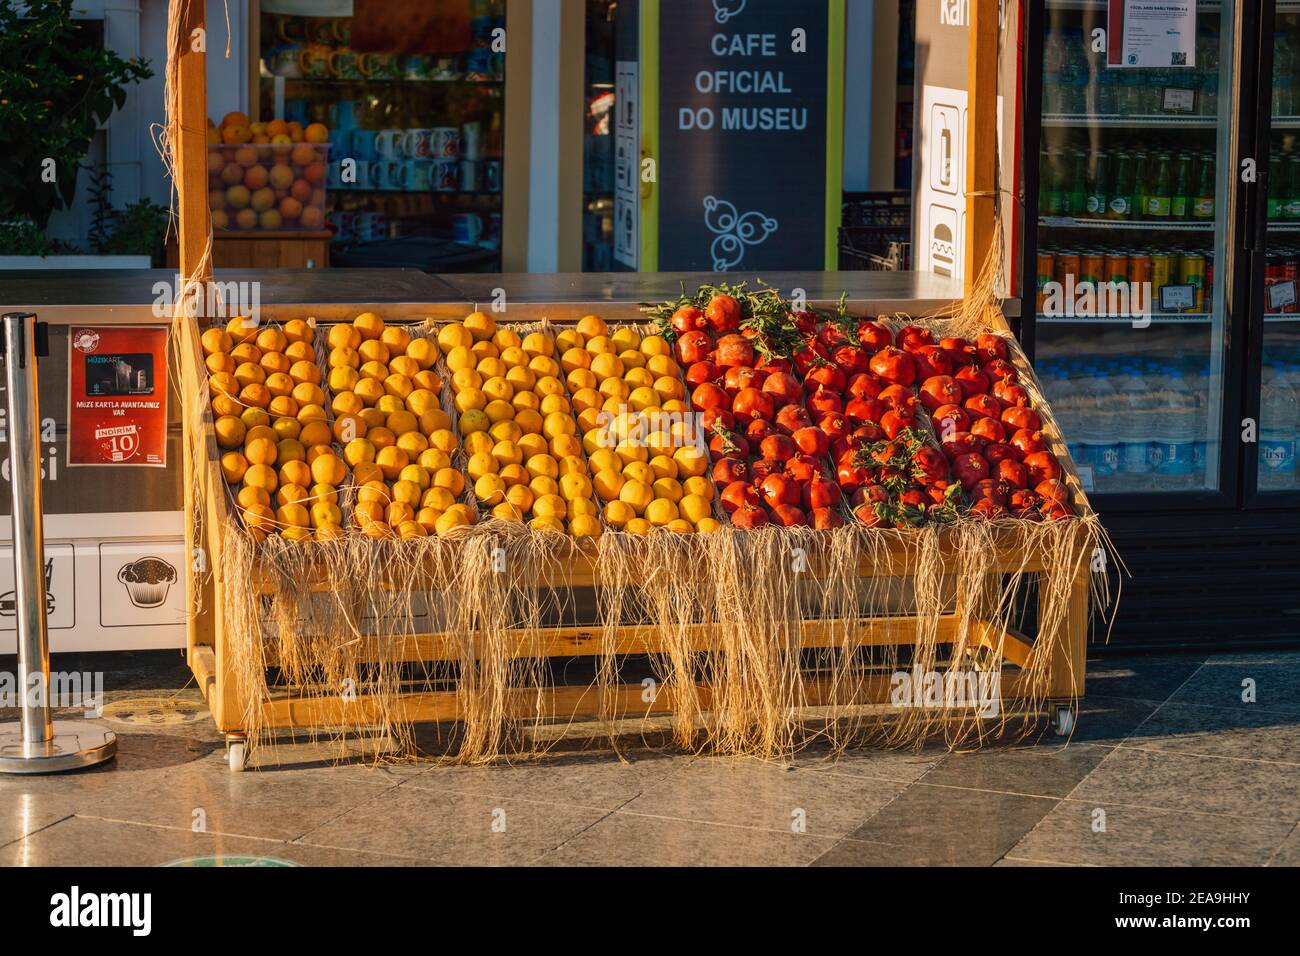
[651,285,1073,529]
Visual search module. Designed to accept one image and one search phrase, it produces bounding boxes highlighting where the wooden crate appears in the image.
[180,306,1096,771]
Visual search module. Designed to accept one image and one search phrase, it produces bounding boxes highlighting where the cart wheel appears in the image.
[227,739,247,772]
[1051,705,1075,737]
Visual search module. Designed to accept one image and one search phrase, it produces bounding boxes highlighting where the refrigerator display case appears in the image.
[1021,0,1300,646]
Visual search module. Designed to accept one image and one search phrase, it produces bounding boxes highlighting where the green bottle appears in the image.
[1044,147,1065,216]
[1109,151,1135,219]
[1171,153,1193,219]
[1066,149,1088,215]
[1147,153,1173,218]
[1087,151,1111,218]
[1284,154,1300,219]
[1192,151,1216,220]
[1132,150,1150,220]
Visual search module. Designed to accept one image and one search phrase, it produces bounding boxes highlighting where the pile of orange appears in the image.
[208,112,328,231]
[566,317,718,534]
[327,312,473,539]
[442,311,602,538]
[204,317,344,541]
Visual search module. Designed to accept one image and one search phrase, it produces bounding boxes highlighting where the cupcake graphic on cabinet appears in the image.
[118,557,177,609]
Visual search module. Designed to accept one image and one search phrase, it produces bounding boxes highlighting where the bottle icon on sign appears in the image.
[939,118,952,188]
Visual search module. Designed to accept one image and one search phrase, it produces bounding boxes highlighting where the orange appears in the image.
[576,315,607,339]
[237,485,270,510]
[327,323,361,351]
[220,451,248,483]
[243,463,278,494]
[304,122,329,143]
[353,312,385,341]
[214,416,246,449]
[244,436,277,465]
[310,453,346,486]
[279,460,312,488]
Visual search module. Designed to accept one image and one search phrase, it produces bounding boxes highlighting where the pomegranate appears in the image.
[723,365,761,396]
[686,360,721,388]
[970,417,1007,445]
[846,371,883,400]
[692,382,729,412]
[878,384,919,414]
[761,371,802,406]
[786,454,821,483]
[713,456,748,485]
[963,393,1003,421]
[993,380,1030,408]
[1001,405,1042,432]
[803,472,842,511]
[914,345,953,380]
[671,305,706,334]
[760,433,796,462]
[811,507,845,529]
[775,404,813,435]
[1010,428,1049,458]
[930,404,971,438]
[676,330,712,365]
[845,397,887,427]
[730,504,769,529]
[793,425,830,457]
[732,387,775,423]
[940,431,984,460]
[913,445,950,484]
[920,375,962,412]
[705,293,741,332]
[895,324,935,353]
[952,453,991,490]
[953,364,990,399]
[939,336,975,368]
[721,480,760,513]
[983,442,1019,465]
[869,346,916,387]
[856,320,892,351]
[805,365,846,395]
[1024,451,1062,484]
[745,418,775,443]
[806,387,843,417]
[708,432,748,462]
[996,458,1029,489]
[759,473,801,508]
[974,333,1008,365]
[880,408,917,440]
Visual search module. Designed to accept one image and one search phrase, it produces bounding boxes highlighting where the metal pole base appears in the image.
[0,721,117,774]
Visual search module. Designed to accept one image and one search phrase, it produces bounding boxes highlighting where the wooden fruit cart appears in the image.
[165,1,1100,771]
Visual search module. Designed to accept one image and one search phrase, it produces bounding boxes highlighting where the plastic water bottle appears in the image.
[1144,364,1170,479]
[1192,364,1211,484]
[1113,365,1153,492]
[1154,369,1198,490]
[1083,367,1121,492]
[1260,362,1299,489]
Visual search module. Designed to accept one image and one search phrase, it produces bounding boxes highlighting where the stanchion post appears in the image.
[0,312,117,773]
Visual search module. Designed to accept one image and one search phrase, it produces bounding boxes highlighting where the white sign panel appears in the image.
[98,542,185,628]
[1108,1,1196,69]
[0,543,75,631]
[916,85,966,279]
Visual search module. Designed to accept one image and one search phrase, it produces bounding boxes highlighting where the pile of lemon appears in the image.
[326,312,474,539]
[565,317,718,534]
[205,317,346,541]
[442,311,602,538]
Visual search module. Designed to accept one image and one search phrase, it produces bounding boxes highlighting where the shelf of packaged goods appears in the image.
[1045,0,1220,10]
[1037,312,1213,325]
[1038,216,1214,231]
[261,75,504,87]
[1266,221,1300,232]
[1043,114,1217,128]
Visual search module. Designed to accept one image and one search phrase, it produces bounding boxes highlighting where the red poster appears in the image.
[67,326,168,468]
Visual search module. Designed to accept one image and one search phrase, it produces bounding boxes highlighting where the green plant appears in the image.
[98,198,170,265]
[0,217,78,256]
[0,0,152,229]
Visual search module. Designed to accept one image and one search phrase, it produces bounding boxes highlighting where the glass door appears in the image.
[1252,0,1300,499]
[1030,0,1237,505]
[255,0,506,271]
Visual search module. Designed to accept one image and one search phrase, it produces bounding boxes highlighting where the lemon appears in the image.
[652,477,684,504]
[529,515,566,534]
[467,452,499,481]
[459,409,490,435]
[625,517,651,535]
[437,323,473,352]
[525,453,559,480]
[475,473,507,504]
[679,493,713,525]
[533,494,567,520]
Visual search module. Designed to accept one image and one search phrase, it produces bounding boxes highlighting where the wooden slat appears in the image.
[964,0,999,296]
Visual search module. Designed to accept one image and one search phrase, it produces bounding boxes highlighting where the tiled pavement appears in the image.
[0,649,1297,866]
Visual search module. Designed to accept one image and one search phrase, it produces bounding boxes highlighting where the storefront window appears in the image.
[206,0,506,270]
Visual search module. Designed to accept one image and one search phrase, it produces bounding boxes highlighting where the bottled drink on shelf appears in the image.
[1109,151,1135,219]
[1284,155,1300,220]
[1087,151,1111,217]
[1268,152,1286,220]
[1275,35,1296,117]
[1146,152,1174,218]
[1114,365,1155,492]
[1171,152,1193,219]
[1081,368,1120,491]
[1154,368,1198,490]
[1191,151,1216,220]
[1260,363,1299,489]
[1066,149,1088,216]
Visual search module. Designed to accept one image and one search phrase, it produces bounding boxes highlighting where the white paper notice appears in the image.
[1109,1,1197,69]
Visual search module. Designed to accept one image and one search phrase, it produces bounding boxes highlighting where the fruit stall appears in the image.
[158,2,1111,770]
